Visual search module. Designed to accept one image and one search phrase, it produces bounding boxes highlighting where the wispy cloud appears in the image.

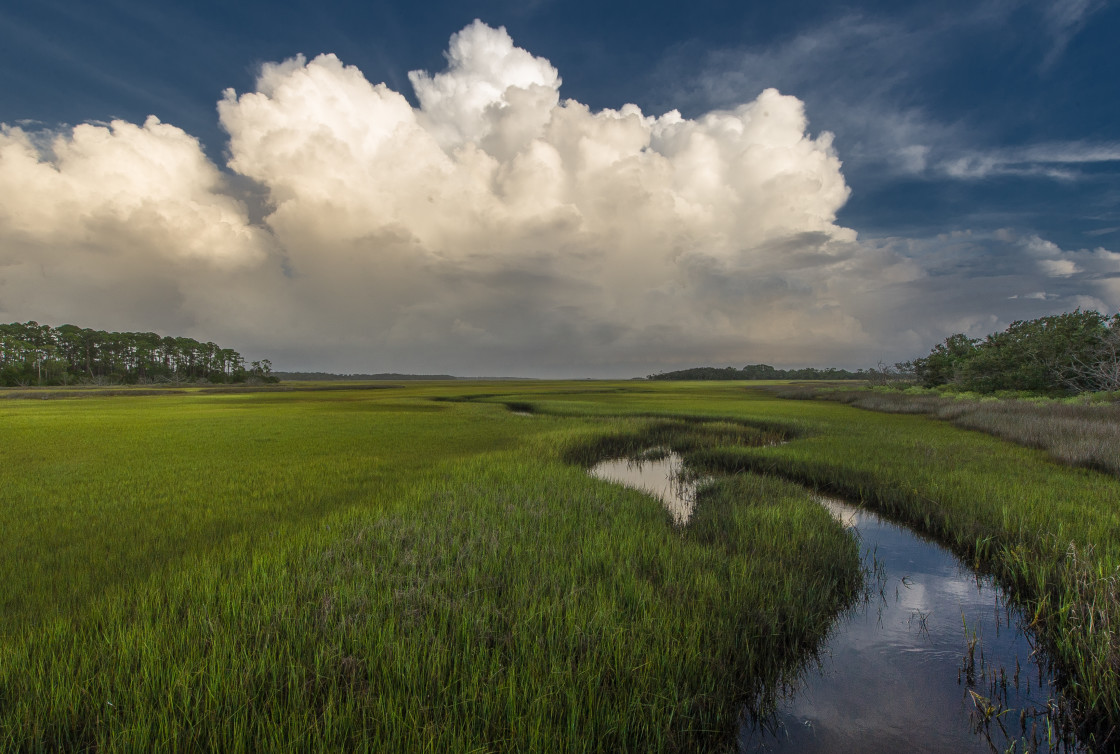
[668,14,953,182]
[940,141,1120,180]
[1041,0,1109,69]
[678,4,1117,192]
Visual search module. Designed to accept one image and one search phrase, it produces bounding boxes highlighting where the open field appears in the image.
[1,381,1118,751]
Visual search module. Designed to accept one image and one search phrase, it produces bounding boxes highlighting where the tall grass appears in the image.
[461,382,1120,747]
[0,391,531,631]
[0,387,858,752]
[4,380,1118,749]
[940,400,1120,476]
[669,389,1120,748]
[797,387,1120,476]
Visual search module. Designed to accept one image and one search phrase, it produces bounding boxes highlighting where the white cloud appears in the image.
[213,21,873,371]
[1019,232,1120,289]
[409,19,561,155]
[0,116,266,266]
[0,116,273,336]
[1039,258,1081,276]
[0,21,1115,375]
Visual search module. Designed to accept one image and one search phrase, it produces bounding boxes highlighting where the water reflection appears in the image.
[742,497,1081,753]
[585,452,1081,752]
[588,450,702,525]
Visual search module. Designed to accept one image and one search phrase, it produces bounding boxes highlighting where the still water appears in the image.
[588,449,702,525]
[587,452,1082,753]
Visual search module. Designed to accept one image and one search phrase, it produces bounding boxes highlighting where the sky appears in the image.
[1,0,1118,377]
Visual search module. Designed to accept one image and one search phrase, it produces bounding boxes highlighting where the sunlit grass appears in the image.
[454,382,1120,746]
[1,380,1117,749]
[0,392,530,630]
[785,385,1120,476]
[0,384,856,751]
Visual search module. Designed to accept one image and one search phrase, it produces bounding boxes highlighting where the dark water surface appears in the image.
[588,453,1083,753]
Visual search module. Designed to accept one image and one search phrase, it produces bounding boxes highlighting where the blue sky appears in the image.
[1,0,1117,375]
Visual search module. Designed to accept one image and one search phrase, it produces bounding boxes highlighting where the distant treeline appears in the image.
[908,309,1120,394]
[273,372,459,381]
[0,321,275,387]
[648,365,867,381]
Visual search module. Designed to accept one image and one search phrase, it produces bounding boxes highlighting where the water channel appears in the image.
[587,452,1083,753]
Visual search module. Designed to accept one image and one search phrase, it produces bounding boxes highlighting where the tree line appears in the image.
[648,364,868,381]
[0,322,275,387]
[907,309,1120,394]
[647,309,1120,395]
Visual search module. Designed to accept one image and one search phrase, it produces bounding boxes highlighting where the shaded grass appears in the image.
[560,417,791,467]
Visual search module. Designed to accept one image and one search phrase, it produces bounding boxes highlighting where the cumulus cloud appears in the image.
[0,116,272,335]
[0,22,1114,374]
[211,22,877,371]
[408,19,561,155]
[0,116,266,266]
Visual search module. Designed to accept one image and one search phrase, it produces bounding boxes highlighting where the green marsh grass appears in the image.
[1,384,858,751]
[449,382,1120,747]
[3,380,1118,749]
